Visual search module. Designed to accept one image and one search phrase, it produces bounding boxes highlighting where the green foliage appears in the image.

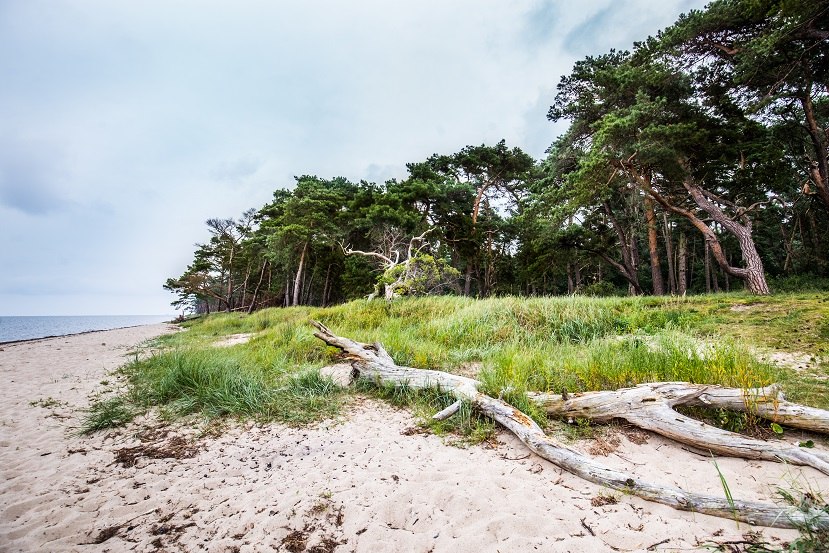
[378,254,460,298]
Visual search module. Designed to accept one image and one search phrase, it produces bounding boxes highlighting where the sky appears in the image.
[0,0,708,315]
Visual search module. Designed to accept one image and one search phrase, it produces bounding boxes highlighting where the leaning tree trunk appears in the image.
[311,322,829,530]
[682,179,770,295]
[624,163,770,295]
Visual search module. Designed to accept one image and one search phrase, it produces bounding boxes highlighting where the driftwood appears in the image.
[311,321,829,530]
[529,383,829,475]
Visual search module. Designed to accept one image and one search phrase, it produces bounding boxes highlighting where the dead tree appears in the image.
[342,229,436,301]
[311,321,829,530]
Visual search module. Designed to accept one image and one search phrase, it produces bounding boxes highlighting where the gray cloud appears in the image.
[522,1,560,46]
[210,157,263,183]
[0,148,69,215]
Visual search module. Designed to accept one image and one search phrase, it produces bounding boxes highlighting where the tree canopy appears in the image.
[166,0,829,312]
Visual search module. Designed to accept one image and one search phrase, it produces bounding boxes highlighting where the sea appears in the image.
[0,315,174,343]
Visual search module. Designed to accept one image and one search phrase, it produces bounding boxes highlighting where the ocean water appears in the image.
[0,315,173,343]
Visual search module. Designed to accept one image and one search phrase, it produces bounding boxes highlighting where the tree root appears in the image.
[311,321,829,530]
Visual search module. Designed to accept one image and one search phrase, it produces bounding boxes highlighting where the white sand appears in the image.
[1,325,824,552]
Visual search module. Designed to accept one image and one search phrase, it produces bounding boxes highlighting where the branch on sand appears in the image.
[311,321,829,530]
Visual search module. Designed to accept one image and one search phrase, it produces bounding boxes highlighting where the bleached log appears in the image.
[432,400,463,421]
[527,382,829,474]
[531,382,829,434]
[311,321,829,530]
[665,382,829,434]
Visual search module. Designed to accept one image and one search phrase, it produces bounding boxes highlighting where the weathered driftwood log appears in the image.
[669,383,829,435]
[311,321,829,530]
[528,383,829,476]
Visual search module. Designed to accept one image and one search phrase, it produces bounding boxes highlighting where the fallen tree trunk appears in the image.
[528,383,829,475]
[531,382,829,433]
[311,321,829,530]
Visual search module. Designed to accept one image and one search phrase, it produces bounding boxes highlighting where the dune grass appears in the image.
[83,292,829,436]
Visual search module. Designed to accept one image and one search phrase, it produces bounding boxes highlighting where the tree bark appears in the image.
[677,231,688,295]
[704,241,712,293]
[663,215,676,294]
[322,263,332,307]
[312,323,829,530]
[292,241,308,307]
[644,197,665,295]
[682,179,769,294]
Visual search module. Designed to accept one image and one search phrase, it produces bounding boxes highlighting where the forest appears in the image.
[164,0,829,313]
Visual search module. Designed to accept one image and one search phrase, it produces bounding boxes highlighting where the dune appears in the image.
[1,324,820,552]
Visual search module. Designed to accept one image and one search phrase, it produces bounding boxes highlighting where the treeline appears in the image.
[165,0,828,313]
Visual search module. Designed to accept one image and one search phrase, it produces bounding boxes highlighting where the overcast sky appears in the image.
[0,0,707,315]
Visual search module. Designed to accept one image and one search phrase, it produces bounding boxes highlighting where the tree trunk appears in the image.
[284,275,291,308]
[303,263,317,306]
[292,241,308,307]
[311,322,829,530]
[239,262,252,311]
[677,231,687,295]
[644,197,665,295]
[247,260,268,314]
[601,202,642,294]
[682,179,769,294]
[802,93,829,211]
[322,263,332,307]
[663,215,676,294]
[626,164,770,295]
[806,208,825,266]
[463,265,473,296]
[704,241,712,293]
[226,245,236,311]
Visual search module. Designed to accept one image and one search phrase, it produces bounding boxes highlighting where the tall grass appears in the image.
[83,293,829,434]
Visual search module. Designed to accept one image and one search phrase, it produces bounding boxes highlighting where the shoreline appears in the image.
[1,324,823,552]
[0,319,176,346]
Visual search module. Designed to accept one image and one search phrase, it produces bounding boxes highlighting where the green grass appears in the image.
[82,292,829,435]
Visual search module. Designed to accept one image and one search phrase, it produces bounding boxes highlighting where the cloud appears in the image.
[521,1,560,46]
[562,0,701,56]
[210,157,263,183]
[0,147,69,215]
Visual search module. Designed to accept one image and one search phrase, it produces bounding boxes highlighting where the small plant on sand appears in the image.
[30,397,65,409]
[777,480,829,552]
[81,397,137,434]
[712,457,739,525]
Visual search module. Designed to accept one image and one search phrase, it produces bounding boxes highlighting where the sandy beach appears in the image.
[1,325,825,552]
